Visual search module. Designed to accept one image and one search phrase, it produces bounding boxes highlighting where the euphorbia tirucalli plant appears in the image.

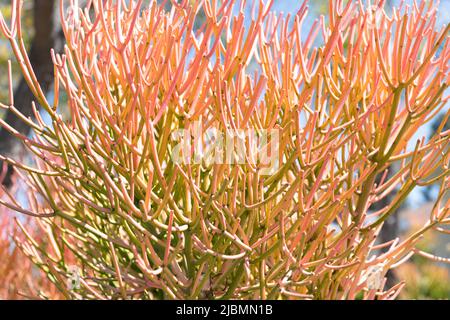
[0,173,61,299]
[0,0,449,299]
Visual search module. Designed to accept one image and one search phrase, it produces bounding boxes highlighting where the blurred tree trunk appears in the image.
[0,0,63,187]
[372,165,400,289]
[378,206,399,289]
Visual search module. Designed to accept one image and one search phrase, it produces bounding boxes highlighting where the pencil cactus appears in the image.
[0,0,449,299]
[0,175,61,299]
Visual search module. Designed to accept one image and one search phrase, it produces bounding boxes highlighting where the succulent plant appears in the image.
[0,175,61,299]
[0,0,449,299]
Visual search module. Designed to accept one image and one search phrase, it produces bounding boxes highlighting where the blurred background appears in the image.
[0,0,448,299]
